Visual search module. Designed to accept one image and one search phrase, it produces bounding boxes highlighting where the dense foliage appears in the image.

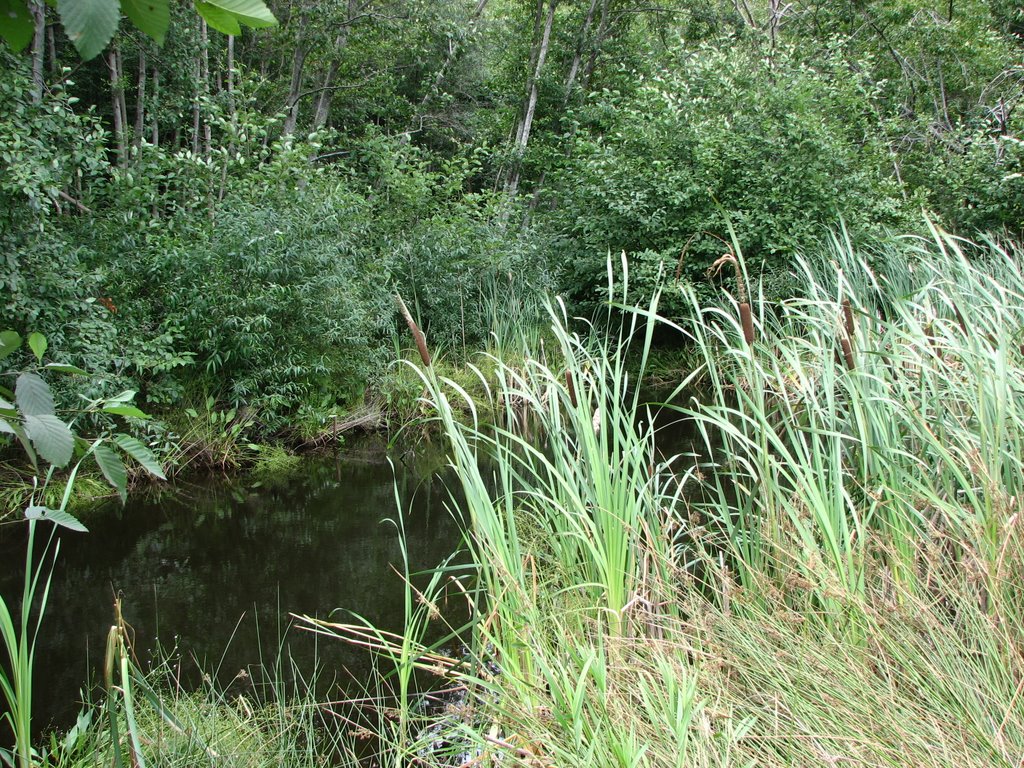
[1,0,1022,432]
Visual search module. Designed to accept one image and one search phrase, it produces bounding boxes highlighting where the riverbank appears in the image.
[12,225,1024,767]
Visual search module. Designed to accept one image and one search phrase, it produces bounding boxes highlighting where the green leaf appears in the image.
[16,372,55,416]
[93,442,127,502]
[25,505,89,532]
[8,420,37,470]
[58,0,120,60]
[44,363,89,375]
[194,0,238,34]
[27,331,47,363]
[103,404,150,419]
[0,418,13,434]
[0,330,21,362]
[107,390,137,404]
[113,433,165,479]
[0,0,33,52]
[119,0,166,42]
[24,413,75,467]
[199,0,275,28]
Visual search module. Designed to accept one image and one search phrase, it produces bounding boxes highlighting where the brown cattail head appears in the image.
[840,336,856,371]
[739,302,755,345]
[707,251,747,304]
[564,369,577,408]
[395,294,432,368]
[842,299,855,342]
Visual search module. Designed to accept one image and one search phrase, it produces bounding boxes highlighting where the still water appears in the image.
[0,434,466,737]
[2,399,698,740]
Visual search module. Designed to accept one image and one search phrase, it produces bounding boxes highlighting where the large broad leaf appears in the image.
[58,0,119,60]
[27,331,47,362]
[24,413,75,467]
[16,372,55,416]
[25,505,89,532]
[200,0,275,28]
[93,442,127,502]
[195,0,238,34]
[0,0,33,52]
[119,0,167,42]
[0,330,21,362]
[113,433,165,479]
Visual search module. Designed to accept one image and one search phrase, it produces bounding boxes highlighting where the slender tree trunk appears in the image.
[417,0,489,115]
[46,20,57,76]
[200,19,211,158]
[151,67,160,145]
[283,14,309,135]
[133,47,146,149]
[29,0,45,103]
[312,55,343,129]
[581,0,610,90]
[564,0,598,101]
[108,48,126,165]
[192,55,201,154]
[506,0,557,202]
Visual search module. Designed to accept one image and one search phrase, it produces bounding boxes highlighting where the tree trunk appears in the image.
[417,0,489,115]
[47,22,57,75]
[151,67,160,145]
[133,46,146,149]
[564,0,598,102]
[200,19,211,158]
[108,49,126,165]
[29,0,45,104]
[581,0,610,90]
[283,14,309,135]
[506,0,557,202]
[312,55,343,130]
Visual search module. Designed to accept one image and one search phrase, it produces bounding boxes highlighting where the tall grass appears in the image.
[352,228,1024,766]
[680,222,1024,609]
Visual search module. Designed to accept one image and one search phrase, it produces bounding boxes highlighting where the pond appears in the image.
[0,434,467,739]
[1,399,699,742]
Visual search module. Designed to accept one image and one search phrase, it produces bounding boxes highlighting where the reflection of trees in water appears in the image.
[2,436,463,736]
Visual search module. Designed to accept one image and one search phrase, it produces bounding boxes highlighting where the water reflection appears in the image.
[1,435,465,736]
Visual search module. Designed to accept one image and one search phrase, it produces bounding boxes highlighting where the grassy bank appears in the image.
[15,224,1024,766]
[324,226,1024,766]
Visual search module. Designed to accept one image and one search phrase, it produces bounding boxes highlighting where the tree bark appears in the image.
[564,0,599,102]
[283,14,310,135]
[417,0,489,115]
[200,19,211,158]
[133,46,146,149]
[108,48,126,165]
[151,67,160,145]
[29,0,45,104]
[506,0,557,202]
[581,0,610,90]
[46,21,57,76]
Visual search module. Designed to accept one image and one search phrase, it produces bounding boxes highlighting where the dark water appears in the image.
[1,396,699,742]
[0,434,467,738]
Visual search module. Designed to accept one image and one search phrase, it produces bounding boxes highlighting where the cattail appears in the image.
[564,369,577,408]
[840,336,856,371]
[842,299,855,342]
[740,302,754,345]
[708,250,754,345]
[395,294,431,367]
